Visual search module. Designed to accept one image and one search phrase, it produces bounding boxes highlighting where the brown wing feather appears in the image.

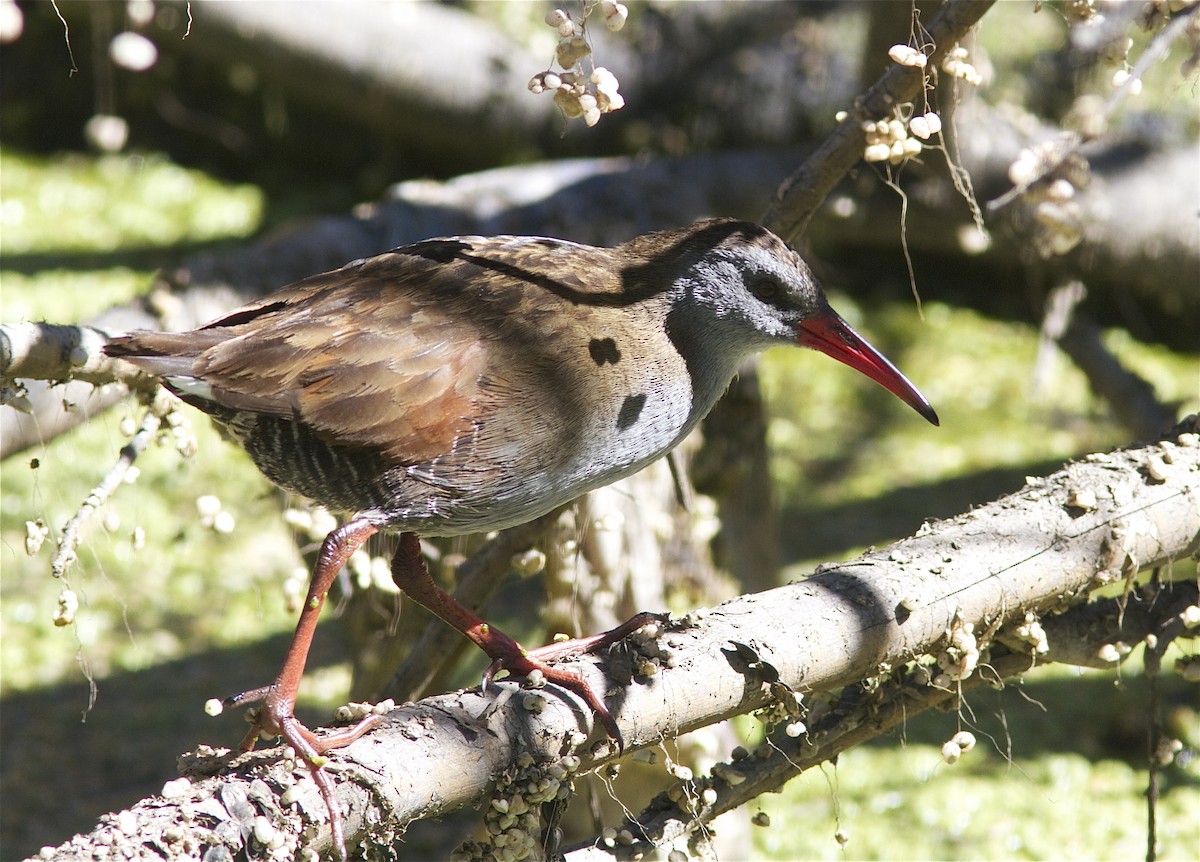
[188,272,486,463]
[111,235,634,468]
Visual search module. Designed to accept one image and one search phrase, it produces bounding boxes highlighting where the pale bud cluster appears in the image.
[1013,612,1050,655]
[282,504,338,541]
[888,44,927,68]
[941,46,983,85]
[529,66,625,126]
[282,566,309,613]
[155,398,198,458]
[511,547,547,577]
[0,0,23,43]
[281,503,395,607]
[333,698,395,722]
[195,494,235,534]
[1098,34,1134,67]
[1008,142,1090,258]
[349,546,399,594]
[1141,0,1199,32]
[1062,0,1098,23]
[529,5,627,127]
[600,0,629,31]
[1067,90,1108,138]
[1096,31,1143,94]
[666,772,718,817]
[940,730,977,765]
[53,587,79,627]
[544,7,572,37]
[1153,736,1184,767]
[861,110,940,165]
[597,824,640,849]
[936,614,979,683]
[1176,654,1200,682]
[1096,640,1132,663]
[753,685,805,728]
[1109,68,1143,95]
[452,751,581,862]
[908,111,942,140]
[24,518,48,556]
[110,30,157,72]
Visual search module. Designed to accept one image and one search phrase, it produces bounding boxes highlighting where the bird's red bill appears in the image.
[796,310,939,426]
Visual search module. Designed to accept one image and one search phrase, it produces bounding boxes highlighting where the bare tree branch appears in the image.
[1,307,163,458]
[47,389,181,585]
[0,322,133,388]
[562,581,1199,861]
[36,417,1200,861]
[158,0,555,165]
[762,0,997,240]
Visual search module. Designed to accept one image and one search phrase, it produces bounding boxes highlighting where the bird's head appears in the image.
[654,219,939,426]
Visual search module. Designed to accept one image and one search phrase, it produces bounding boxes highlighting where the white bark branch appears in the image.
[0,322,129,387]
[36,417,1200,861]
[561,579,1199,861]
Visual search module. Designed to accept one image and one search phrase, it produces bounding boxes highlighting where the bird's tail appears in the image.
[103,331,222,379]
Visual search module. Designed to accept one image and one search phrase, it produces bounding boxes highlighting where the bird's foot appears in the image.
[388,533,663,748]
[480,611,664,747]
[221,686,382,862]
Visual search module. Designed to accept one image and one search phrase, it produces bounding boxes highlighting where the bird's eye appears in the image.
[750,277,779,301]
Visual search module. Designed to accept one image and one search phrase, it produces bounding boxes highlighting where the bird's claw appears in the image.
[212,685,383,862]
[476,611,664,748]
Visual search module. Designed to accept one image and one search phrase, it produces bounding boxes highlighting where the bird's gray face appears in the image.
[675,228,939,426]
[678,235,825,349]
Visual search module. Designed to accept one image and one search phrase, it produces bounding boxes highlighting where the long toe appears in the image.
[518,611,664,664]
[481,612,664,745]
[273,711,383,862]
[488,652,623,746]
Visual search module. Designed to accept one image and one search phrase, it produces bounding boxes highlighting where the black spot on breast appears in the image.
[589,337,621,366]
[617,393,646,430]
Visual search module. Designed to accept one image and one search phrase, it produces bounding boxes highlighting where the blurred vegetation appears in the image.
[2,1,1198,859]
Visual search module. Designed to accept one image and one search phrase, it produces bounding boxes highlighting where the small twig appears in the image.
[881,172,923,317]
[1032,280,1087,397]
[1057,311,1178,439]
[989,3,1199,214]
[1139,577,1193,862]
[50,0,79,76]
[49,388,177,583]
[763,0,997,241]
[1145,641,1160,862]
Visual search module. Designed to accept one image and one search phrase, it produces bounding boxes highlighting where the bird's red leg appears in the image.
[223,517,382,862]
[390,532,657,745]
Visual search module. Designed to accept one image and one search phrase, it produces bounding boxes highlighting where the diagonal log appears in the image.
[34,416,1200,861]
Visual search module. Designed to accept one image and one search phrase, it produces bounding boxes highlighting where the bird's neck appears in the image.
[663,292,764,418]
